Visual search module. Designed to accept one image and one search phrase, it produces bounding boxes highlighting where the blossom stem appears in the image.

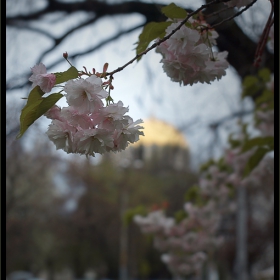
[207,35,215,61]
[65,58,74,67]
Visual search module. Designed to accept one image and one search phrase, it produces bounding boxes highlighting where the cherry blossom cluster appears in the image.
[255,109,274,136]
[134,85,274,277]
[29,63,144,157]
[134,172,233,277]
[156,17,229,86]
[225,146,274,189]
[225,74,274,187]
[134,140,274,276]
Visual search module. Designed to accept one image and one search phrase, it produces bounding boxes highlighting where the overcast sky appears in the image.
[6,0,270,168]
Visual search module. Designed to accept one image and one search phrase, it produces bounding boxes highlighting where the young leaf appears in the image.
[240,136,274,153]
[17,93,63,138]
[17,100,43,139]
[255,89,274,107]
[136,21,172,60]
[258,68,271,82]
[184,185,200,202]
[199,159,215,172]
[55,66,79,84]
[175,209,188,223]
[241,76,260,99]
[26,86,45,105]
[161,3,187,19]
[243,147,270,177]
[35,93,64,119]
[228,133,241,149]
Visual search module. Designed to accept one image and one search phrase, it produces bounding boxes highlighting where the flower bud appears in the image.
[103,62,109,73]
[63,52,68,59]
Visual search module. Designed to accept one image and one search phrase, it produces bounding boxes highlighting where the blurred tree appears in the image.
[6,0,274,166]
[6,140,67,277]
[58,157,199,278]
[6,135,198,278]
[6,0,274,279]
[6,0,274,88]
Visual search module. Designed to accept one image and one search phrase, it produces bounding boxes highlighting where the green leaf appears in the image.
[217,157,231,172]
[136,21,172,60]
[17,93,63,139]
[241,76,260,98]
[17,100,43,139]
[54,66,79,84]
[228,133,242,149]
[243,147,270,177]
[241,136,274,153]
[255,89,274,107]
[161,3,187,19]
[26,86,45,105]
[175,209,188,223]
[184,185,201,203]
[199,159,215,172]
[123,205,147,226]
[35,93,64,119]
[258,68,271,82]
[185,22,192,28]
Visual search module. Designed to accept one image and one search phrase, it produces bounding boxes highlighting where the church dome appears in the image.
[133,117,188,149]
[104,117,190,171]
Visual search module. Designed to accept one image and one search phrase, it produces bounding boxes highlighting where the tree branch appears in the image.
[36,15,101,64]
[6,0,274,89]
[6,23,145,91]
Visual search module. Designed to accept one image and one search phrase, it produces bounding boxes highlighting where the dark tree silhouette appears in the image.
[6,0,274,91]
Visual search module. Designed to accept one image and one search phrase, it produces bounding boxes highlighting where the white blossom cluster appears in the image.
[156,18,229,86]
[44,75,144,156]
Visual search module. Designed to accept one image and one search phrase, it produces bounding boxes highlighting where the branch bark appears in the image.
[6,0,274,86]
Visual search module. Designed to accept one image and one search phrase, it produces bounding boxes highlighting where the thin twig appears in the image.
[105,0,221,78]
[253,0,274,67]
[202,0,258,31]
[204,5,234,19]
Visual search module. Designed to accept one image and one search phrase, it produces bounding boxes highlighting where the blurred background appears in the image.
[6,0,274,279]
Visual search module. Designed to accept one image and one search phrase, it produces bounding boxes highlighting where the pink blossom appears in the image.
[46,106,95,129]
[203,51,229,83]
[64,75,108,114]
[29,63,56,93]
[74,128,114,156]
[156,20,228,86]
[256,110,274,136]
[44,105,62,120]
[101,101,129,120]
[46,119,77,153]
[113,117,144,151]
[96,101,130,130]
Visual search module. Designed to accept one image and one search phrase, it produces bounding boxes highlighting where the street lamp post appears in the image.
[118,159,143,280]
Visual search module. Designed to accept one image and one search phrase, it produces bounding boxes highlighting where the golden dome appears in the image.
[133,117,188,148]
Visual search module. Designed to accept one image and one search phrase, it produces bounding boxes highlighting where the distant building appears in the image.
[105,117,190,172]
